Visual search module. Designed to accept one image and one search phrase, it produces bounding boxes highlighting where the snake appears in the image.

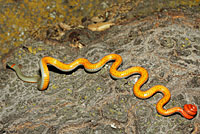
[7,54,197,119]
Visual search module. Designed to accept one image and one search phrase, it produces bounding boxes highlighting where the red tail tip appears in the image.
[184,104,197,116]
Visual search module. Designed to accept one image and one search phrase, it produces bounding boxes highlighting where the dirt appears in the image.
[0,2,200,134]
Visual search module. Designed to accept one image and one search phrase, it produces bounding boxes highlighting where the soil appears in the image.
[0,1,200,134]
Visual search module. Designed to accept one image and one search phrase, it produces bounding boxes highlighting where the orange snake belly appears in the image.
[8,54,197,119]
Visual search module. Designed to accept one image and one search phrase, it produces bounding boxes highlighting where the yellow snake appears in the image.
[7,54,197,119]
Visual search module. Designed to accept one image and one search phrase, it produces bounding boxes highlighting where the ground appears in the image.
[0,1,200,134]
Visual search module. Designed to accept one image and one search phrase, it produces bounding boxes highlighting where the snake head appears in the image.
[184,104,197,117]
[7,62,16,69]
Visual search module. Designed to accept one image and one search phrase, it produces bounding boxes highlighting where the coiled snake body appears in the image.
[7,54,197,119]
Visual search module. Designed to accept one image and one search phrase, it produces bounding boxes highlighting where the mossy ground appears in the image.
[0,0,199,55]
[0,6,199,133]
[0,1,199,133]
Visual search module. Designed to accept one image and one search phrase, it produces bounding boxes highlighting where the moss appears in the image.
[0,0,105,53]
[0,0,199,54]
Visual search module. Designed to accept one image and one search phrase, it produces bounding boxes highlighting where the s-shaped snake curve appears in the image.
[7,54,197,119]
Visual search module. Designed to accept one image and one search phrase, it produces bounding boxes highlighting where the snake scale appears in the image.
[7,54,197,119]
